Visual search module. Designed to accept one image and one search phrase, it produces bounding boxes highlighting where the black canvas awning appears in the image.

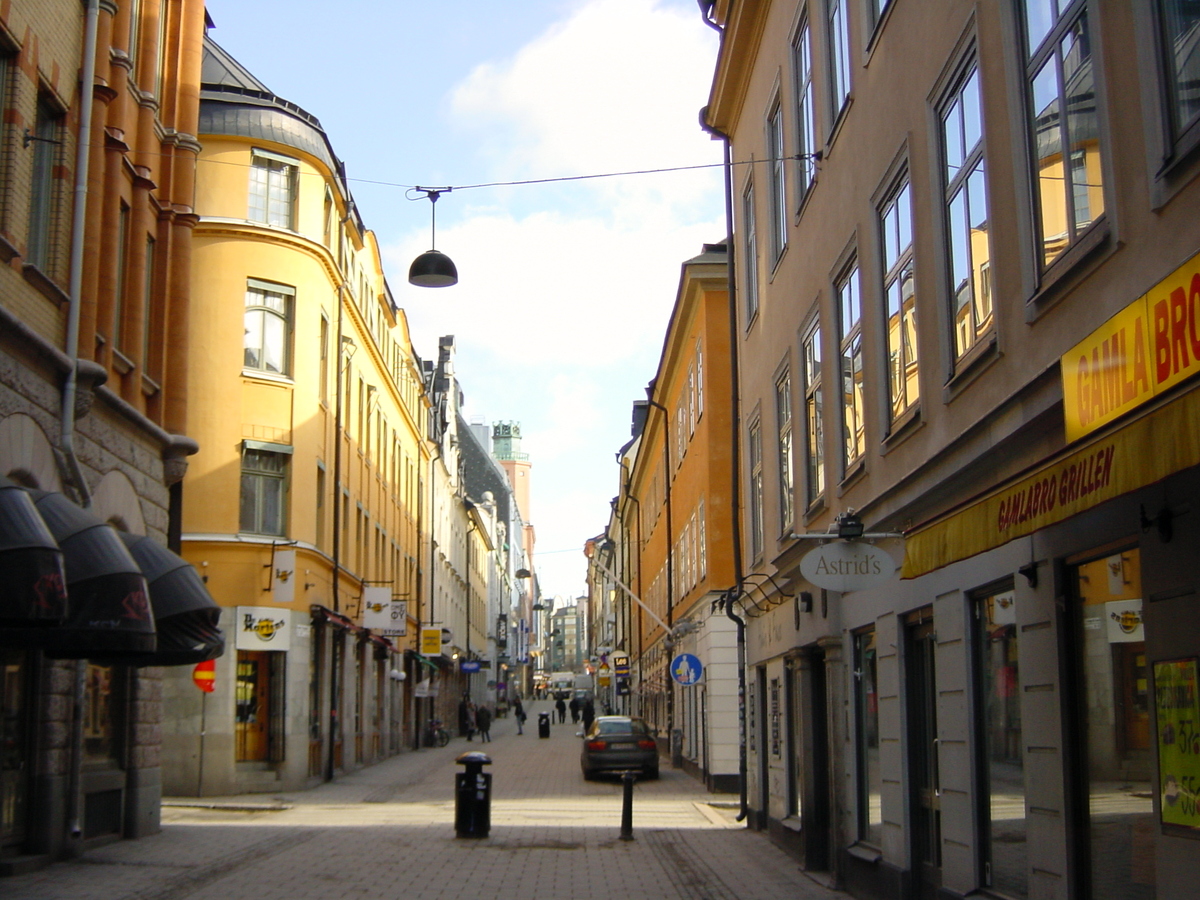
[112,533,225,666]
[28,490,156,660]
[0,477,68,630]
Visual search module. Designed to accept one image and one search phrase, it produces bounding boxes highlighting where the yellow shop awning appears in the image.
[902,384,1200,579]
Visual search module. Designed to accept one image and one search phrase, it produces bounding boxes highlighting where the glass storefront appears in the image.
[1072,547,1155,900]
[976,586,1027,897]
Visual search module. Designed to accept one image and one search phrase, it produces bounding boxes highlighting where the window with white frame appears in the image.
[776,369,795,531]
[141,236,155,371]
[698,499,707,579]
[1158,1,1200,143]
[240,446,288,535]
[249,149,298,229]
[792,15,818,199]
[767,100,788,262]
[945,60,993,367]
[695,339,705,420]
[837,263,865,469]
[880,178,918,420]
[829,0,852,116]
[243,280,294,375]
[854,628,882,845]
[742,179,760,322]
[113,203,131,353]
[803,321,825,505]
[749,417,764,560]
[1021,0,1105,268]
[942,60,994,361]
[28,97,64,273]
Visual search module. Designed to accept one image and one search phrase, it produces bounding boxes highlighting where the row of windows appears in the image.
[241,449,417,588]
[742,1,1200,545]
[247,148,406,386]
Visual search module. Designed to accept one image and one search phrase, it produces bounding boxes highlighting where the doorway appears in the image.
[1,649,29,853]
[907,610,941,900]
[236,650,285,763]
[794,649,830,869]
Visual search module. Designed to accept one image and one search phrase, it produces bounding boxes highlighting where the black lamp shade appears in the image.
[408,249,458,287]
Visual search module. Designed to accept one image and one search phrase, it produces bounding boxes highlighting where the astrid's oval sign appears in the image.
[800,541,896,592]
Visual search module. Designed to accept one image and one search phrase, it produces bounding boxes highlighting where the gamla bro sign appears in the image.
[800,541,896,592]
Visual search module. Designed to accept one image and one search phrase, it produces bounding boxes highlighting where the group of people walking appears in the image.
[457,695,531,741]
[555,694,596,731]
[458,697,494,742]
[452,693,601,744]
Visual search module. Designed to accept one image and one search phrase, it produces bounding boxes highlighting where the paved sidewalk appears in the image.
[4,702,849,900]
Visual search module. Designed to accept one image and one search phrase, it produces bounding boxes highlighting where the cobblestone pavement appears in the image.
[5,702,849,900]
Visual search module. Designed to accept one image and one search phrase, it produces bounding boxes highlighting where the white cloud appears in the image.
[384,0,723,597]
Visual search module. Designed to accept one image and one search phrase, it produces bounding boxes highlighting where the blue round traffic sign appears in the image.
[670,653,703,685]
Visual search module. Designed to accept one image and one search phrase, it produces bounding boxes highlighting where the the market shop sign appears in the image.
[903,386,1200,579]
[1063,248,1200,442]
[996,444,1115,533]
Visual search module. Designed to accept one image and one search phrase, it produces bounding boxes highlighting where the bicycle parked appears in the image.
[424,718,451,747]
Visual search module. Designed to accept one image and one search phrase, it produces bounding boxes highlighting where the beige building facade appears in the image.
[705,1,1200,898]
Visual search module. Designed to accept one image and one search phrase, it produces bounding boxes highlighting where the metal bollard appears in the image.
[538,711,551,738]
[619,770,636,841]
[454,751,492,838]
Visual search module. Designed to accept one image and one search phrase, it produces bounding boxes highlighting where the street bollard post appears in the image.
[454,751,492,838]
[619,770,636,841]
[538,711,551,738]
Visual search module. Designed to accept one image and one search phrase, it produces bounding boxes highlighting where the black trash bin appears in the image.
[538,711,551,738]
[454,751,492,838]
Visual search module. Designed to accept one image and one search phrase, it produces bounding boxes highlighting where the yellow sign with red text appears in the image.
[1063,250,1200,442]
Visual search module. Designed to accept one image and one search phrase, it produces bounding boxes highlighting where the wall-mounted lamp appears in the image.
[408,188,458,287]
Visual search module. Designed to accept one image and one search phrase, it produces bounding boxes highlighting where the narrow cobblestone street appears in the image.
[5,702,849,900]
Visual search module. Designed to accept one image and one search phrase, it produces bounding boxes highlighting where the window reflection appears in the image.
[977,588,1027,897]
[1072,549,1155,900]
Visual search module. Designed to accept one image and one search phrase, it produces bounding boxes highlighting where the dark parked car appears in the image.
[580,716,659,780]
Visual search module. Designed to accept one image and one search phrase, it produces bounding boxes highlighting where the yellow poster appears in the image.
[420,627,442,656]
[1156,658,1200,831]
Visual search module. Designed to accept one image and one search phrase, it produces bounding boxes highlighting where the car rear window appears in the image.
[597,719,648,736]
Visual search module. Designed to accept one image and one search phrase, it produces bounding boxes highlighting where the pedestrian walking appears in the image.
[568,695,581,723]
[458,695,470,737]
[581,697,595,732]
[555,696,567,723]
[513,697,527,734]
[465,701,477,741]
[476,704,493,742]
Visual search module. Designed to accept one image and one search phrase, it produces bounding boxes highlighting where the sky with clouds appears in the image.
[202,0,725,599]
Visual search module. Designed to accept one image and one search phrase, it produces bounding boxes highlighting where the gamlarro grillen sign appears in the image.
[800,541,896,592]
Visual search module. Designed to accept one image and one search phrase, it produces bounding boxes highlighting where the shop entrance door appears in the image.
[907,613,942,900]
[800,649,830,870]
[235,651,270,761]
[1,649,29,851]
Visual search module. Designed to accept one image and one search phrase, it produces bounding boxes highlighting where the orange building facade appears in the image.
[0,0,208,869]
[614,243,741,791]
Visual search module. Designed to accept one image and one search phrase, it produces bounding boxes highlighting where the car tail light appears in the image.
[637,738,656,750]
[586,740,607,751]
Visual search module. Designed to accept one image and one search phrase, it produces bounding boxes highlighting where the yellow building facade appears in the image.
[162,37,430,794]
[618,243,740,790]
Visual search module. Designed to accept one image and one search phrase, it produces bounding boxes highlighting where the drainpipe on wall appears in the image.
[63,0,101,854]
[700,104,749,823]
